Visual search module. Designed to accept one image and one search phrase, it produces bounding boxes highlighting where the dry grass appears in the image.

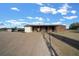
[52,31,79,41]
[48,31,79,56]
[51,36,79,56]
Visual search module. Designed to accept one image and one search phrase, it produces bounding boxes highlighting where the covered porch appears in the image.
[32,26,56,32]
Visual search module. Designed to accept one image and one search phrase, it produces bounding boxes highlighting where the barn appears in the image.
[24,25,66,33]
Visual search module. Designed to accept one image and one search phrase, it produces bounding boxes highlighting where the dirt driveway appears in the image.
[0,32,50,56]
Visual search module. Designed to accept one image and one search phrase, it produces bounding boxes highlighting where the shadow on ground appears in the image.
[49,33,79,50]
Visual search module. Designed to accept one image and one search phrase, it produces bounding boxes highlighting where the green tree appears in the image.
[69,22,79,30]
[12,27,17,32]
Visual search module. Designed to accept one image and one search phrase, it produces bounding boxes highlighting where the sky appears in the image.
[0,3,79,28]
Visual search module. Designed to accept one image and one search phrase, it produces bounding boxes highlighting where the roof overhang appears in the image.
[24,24,65,27]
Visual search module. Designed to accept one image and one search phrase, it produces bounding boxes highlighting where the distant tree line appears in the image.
[0,27,24,32]
[69,22,79,30]
[12,27,24,32]
[0,28,7,31]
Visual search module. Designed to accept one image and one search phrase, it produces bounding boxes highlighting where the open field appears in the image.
[0,32,50,56]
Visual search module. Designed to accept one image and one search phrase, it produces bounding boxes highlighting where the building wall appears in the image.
[7,29,12,32]
[24,27,32,32]
[55,25,66,32]
[24,25,66,32]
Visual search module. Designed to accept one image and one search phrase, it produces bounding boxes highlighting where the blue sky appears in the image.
[0,3,79,28]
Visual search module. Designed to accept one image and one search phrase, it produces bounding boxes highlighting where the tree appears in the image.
[69,22,79,30]
[12,27,17,32]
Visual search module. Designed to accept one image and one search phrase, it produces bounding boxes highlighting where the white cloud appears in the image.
[32,21,44,25]
[0,22,6,28]
[38,17,43,21]
[47,18,50,21]
[18,19,25,21]
[31,21,51,25]
[59,19,65,21]
[40,4,77,16]
[7,20,26,25]
[57,4,71,15]
[64,15,78,19]
[40,7,51,13]
[26,16,44,21]
[51,8,57,14]
[52,21,62,25]
[35,17,39,19]
[40,4,72,15]
[40,6,57,14]
[43,22,51,25]
[0,22,2,24]
[11,7,20,11]
[57,8,68,15]
[71,10,76,14]
[62,3,71,9]
[0,25,5,28]
[26,16,34,19]
[35,17,43,21]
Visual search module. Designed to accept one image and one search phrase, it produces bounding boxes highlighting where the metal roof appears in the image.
[24,24,65,27]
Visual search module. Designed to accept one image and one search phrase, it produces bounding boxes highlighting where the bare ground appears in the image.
[0,32,50,56]
[46,32,79,56]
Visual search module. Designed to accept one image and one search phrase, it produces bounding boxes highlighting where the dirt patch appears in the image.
[0,32,50,56]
